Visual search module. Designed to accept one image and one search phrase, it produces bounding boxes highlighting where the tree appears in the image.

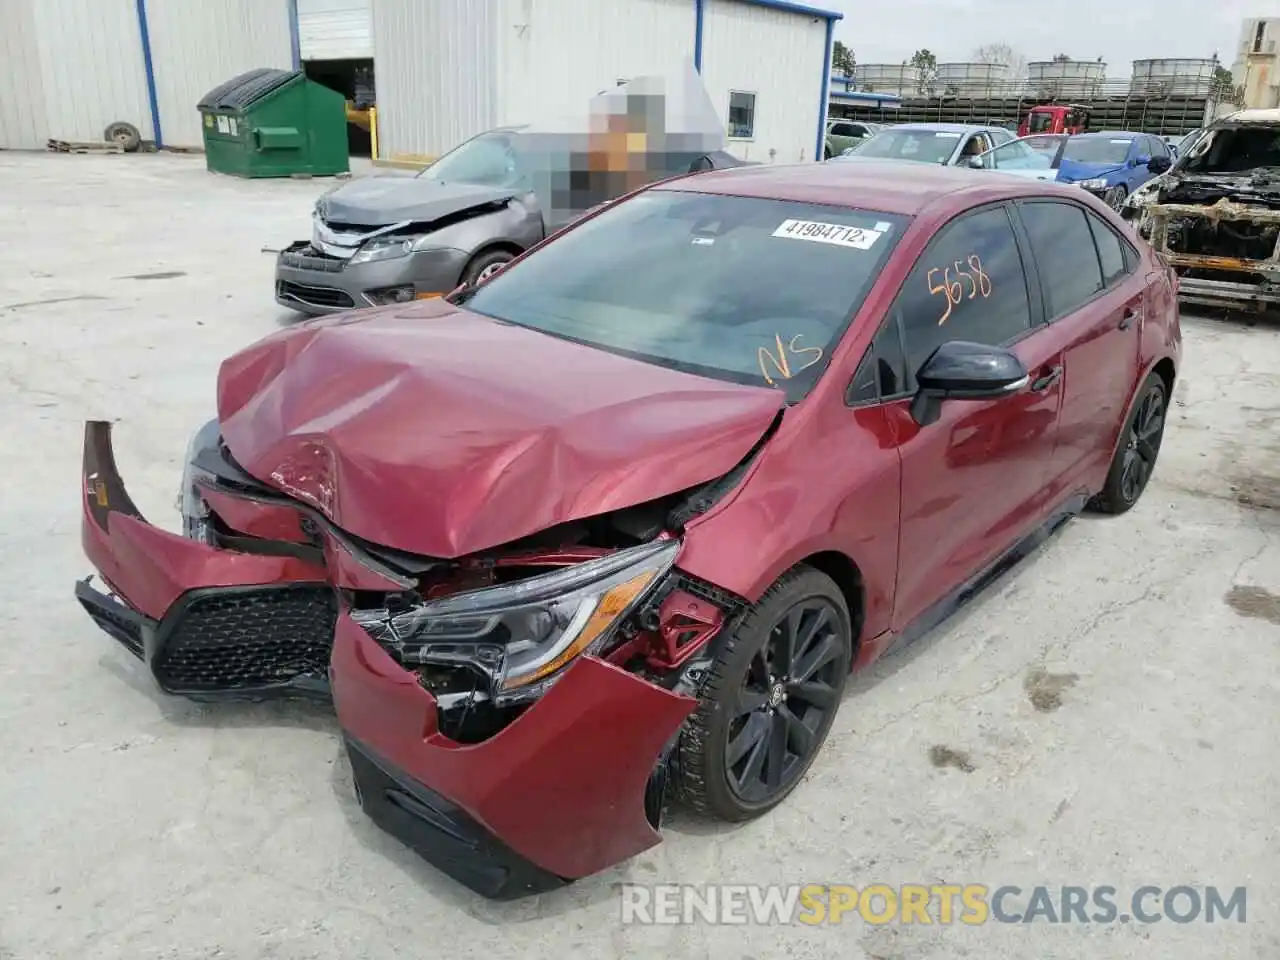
[972,42,1027,80]
[909,48,937,94]
[832,40,855,79]
[1210,64,1244,106]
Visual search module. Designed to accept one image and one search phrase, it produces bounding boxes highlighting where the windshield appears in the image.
[459,190,908,401]
[983,137,1057,170]
[1028,112,1056,134]
[1178,124,1280,174]
[418,131,526,188]
[1063,137,1132,165]
[852,129,961,164]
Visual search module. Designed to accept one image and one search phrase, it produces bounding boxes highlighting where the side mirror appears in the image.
[1147,155,1172,174]
[909,340,1029,426]
[1133,154,1152,167]
[967,155,985,169]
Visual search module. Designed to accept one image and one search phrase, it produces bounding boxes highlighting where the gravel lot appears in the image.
[1,152,1277,960]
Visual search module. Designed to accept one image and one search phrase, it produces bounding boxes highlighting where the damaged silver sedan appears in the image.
[1123,109,1280,311]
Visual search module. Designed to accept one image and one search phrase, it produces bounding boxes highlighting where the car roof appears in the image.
[1074,130,1142,139]
[1220,108,1280,124]
[656,159,1068,217]
[884,122,1001,134]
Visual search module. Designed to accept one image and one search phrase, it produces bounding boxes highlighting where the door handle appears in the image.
[1030,365,1062,392]
[1119,306,1139,330]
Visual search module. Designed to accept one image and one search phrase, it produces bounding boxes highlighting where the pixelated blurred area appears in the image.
[526,59,731,226]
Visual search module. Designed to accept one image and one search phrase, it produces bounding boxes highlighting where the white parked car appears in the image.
[966,134,1068,181]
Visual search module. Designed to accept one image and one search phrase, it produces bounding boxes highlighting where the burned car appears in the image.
[79,161,1178,900]
[1123,109,1280,310]
[275,72,750,314]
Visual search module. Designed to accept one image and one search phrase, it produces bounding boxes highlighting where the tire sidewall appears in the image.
[1100,371,1166,510]
[683,568,853,819]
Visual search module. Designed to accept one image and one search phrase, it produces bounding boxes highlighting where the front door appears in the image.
[882,204,1065,628]
[1013,199,1145,492]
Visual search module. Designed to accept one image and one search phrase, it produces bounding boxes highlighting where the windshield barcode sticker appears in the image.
[773,219,882,249]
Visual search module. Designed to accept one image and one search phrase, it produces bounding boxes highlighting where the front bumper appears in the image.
[274,242,470,315]
[77,421,699,893]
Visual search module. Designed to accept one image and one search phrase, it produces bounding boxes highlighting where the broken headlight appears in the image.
[356,539,679,704]
[175,418,219,543]
[349,235,420,265]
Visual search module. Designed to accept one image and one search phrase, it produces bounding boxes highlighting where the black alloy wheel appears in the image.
[676,566,853,821]
[1119,382,1165,503]
[726,598,844,804]
[1089,371,1168,515]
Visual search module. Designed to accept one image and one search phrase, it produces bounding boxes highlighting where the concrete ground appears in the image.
[1,151,1276,960]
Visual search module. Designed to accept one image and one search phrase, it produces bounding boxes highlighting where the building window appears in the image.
[728,90,756,140]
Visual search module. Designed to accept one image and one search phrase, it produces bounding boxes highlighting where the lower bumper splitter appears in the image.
[345,736,569,899]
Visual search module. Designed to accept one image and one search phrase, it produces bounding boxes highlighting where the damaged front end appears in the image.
[1130,174,1280,311]
[1123,116,1280,311]
[77,413,764,896]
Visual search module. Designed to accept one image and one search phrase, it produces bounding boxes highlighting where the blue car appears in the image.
[1055,131,1174,210]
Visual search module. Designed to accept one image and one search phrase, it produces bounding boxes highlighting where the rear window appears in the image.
[1064,137,1132,165]
[459,190,909,401]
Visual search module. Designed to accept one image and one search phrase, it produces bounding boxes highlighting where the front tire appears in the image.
[1104,184,1128,211]
[676,566,852,821]
[460,248,515,287]
[1089,371,1167,515]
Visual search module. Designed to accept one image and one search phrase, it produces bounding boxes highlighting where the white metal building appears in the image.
[1,0,838,163]
[371,0,840,164]
[0,0,293,151]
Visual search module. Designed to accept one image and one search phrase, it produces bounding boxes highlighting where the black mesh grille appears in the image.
[152,586,337,692]
[280,243,347,273]
[198,68,299,111]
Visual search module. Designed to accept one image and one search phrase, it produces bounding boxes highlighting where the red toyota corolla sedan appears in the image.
[77,159,1180,899]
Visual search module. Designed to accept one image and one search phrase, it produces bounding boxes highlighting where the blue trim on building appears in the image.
[736,0,843,19]
[133,0,163,149]
[815,16,834,159]
[287,0,302,70]
[693,0,705,72]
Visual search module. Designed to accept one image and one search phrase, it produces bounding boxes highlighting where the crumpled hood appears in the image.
[1057,159,1124,183]
[316,176,519,227]
[215,301,784,558]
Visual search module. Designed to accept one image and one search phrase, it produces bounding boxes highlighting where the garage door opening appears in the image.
[302,58,375,158]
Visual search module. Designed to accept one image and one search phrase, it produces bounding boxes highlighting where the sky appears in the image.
[826,0,1261,75]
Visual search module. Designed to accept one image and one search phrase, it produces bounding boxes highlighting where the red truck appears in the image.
[1018,103,1092,137]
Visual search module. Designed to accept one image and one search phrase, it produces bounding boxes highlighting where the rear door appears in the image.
[1012,199,1145,493]
[870,203,1066,628]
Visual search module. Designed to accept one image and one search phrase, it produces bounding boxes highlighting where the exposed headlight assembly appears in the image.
[349,235,421,265]
[354,539,680,705]
[175,418,220,543]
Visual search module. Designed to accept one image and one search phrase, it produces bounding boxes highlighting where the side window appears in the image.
[1085,211,1130,287]
[831,123,854,137]
[1018,201,1105,317]
[895,205,1033,383]
[847,318,908,405]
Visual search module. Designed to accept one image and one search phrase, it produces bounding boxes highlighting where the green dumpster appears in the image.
[197,68,349,178]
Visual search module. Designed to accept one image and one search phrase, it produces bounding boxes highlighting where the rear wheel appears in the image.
[676,566,852,821]
[1089,372,1167,515]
